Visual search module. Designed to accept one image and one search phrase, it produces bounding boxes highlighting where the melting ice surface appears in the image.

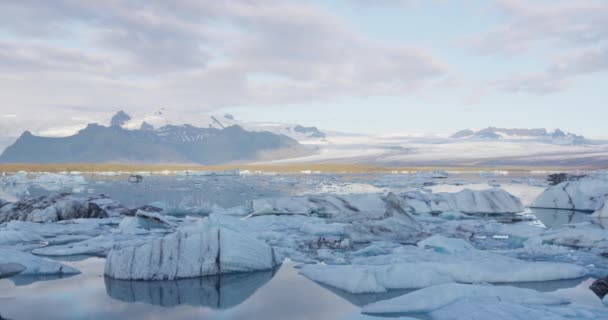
[1,171,608,319]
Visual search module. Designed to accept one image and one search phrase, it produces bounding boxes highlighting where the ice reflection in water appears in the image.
[531,208,608,229]
[104,270,277,309]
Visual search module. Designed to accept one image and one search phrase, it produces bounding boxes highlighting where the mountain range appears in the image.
[0,112,309,164]
[450,127,587,145]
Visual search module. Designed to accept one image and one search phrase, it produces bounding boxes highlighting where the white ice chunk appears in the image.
[104,227,281,280]
[417,235,473,253]
[401,188,524,215]
[300,236,587,293]
[532,178,608,212]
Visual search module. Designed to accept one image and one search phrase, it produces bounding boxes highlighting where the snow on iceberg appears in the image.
[104,227,281,280]
[400,188,524,215]
[299,236,587,294]
[532,177,608,212]
[362,283,568,314]
[0,248,79,275]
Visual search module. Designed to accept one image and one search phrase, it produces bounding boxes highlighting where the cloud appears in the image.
[491,44,608,94]
[467,0,608,94]
[0,0,448,137]
[467,0,608,55]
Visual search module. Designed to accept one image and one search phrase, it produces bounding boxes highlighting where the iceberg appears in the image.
[400,188,524,215]
[0,193,127,223]
[299,236,587,293]
[532,178,608,212]
[362,283,568,314]
[104,227,281,280]
[0,248,79,275]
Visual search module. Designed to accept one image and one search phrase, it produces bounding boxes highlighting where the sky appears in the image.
[1,0,607,146]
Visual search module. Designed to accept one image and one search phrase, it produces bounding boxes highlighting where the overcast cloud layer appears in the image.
[0,0,607,146]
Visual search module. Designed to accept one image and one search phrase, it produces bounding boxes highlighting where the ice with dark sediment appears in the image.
[104,220,282,280]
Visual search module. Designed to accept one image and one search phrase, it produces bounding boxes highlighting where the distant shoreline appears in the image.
[0,163,602,174]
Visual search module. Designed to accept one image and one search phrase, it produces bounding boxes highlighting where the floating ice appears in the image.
[362,283,568,314]
[300,236,587,293]
[0,248,79,275]
[0,262,26,279]
[0,193,129,223]
[104,226,281,280]
[400,188,524,215]
[532,177,608,212]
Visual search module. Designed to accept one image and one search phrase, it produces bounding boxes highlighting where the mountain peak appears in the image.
[110,110,131,127]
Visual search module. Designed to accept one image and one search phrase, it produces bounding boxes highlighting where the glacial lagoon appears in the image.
[1,171,608,319]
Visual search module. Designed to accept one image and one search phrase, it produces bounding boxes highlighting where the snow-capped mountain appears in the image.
[450,127,587,145]
[122,110,327,143]
[0,112,309,164]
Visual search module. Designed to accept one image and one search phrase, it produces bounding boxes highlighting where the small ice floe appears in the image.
[104,225,281,280]
[299,235,588,294]
[127,174,144,183]
[532,176,608,212]
[0,248,79,275]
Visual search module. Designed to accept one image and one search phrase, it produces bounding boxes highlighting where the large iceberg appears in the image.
[104,227,281,280]
[400,188,524,215]
[0,248,80,275]
[532,178,608,212]
[299,236,587,293]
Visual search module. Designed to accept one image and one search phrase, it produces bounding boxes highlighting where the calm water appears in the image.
[0,260,364,320]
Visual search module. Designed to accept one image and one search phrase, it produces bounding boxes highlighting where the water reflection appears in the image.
[104,270,277,309]
[317,283,414,308]
[532,208,592,228]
